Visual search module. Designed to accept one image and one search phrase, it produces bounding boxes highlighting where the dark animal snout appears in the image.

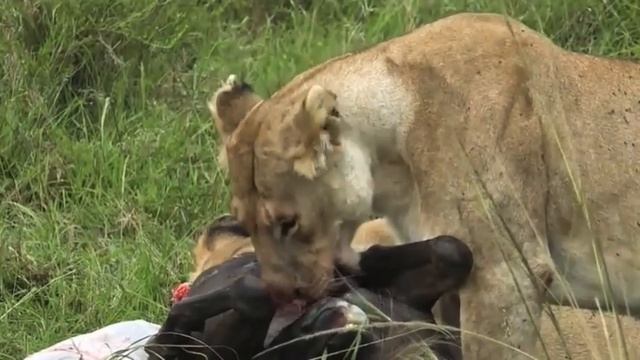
[430,235,474,274]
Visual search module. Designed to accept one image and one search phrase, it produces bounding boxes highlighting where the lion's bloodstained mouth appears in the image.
[264,299,308,347]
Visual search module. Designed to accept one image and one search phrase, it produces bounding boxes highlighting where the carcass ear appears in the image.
[292,85,342,179]
[208,74,263,171]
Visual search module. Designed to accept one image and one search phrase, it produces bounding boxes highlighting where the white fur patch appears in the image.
[224,74,240,88]
[322,138,374,222]
[293,132,336,179]
[207,96,220,123]
[293,156,320,179]
[217,147,229,173]
[324,61,416,232]
[208,73,242,122]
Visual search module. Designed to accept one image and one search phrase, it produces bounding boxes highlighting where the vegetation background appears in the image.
[1,0,639,358]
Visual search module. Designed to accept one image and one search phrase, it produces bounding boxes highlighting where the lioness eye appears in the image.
[278,215,298,238]
[281,218,297,235]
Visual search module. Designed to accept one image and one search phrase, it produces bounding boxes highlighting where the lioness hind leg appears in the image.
[458,258,552,360]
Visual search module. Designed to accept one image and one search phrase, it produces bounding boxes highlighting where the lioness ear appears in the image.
[304,85,336,122]
[292,85,342,179]
[301,85,341,145]
[208,74,263,171]
[209,74,263,138]
[225,99,265,236]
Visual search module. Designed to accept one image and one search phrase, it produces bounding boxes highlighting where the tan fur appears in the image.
[189,227,253,282]
[189,218,398,282]
[538,306,640,360]
[349,218,401,251]
[216,12,640,360]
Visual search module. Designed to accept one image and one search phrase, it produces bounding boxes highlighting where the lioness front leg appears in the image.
[411,170,553,360]
[420,211,551,360]
[408,143,553,358]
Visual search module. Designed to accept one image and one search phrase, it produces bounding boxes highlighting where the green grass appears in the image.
[1,0,639,358]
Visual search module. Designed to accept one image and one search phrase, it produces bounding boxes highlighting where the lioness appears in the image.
[213,12,640,360]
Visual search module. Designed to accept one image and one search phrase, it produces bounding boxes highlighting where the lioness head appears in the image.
[211,75,363,302]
